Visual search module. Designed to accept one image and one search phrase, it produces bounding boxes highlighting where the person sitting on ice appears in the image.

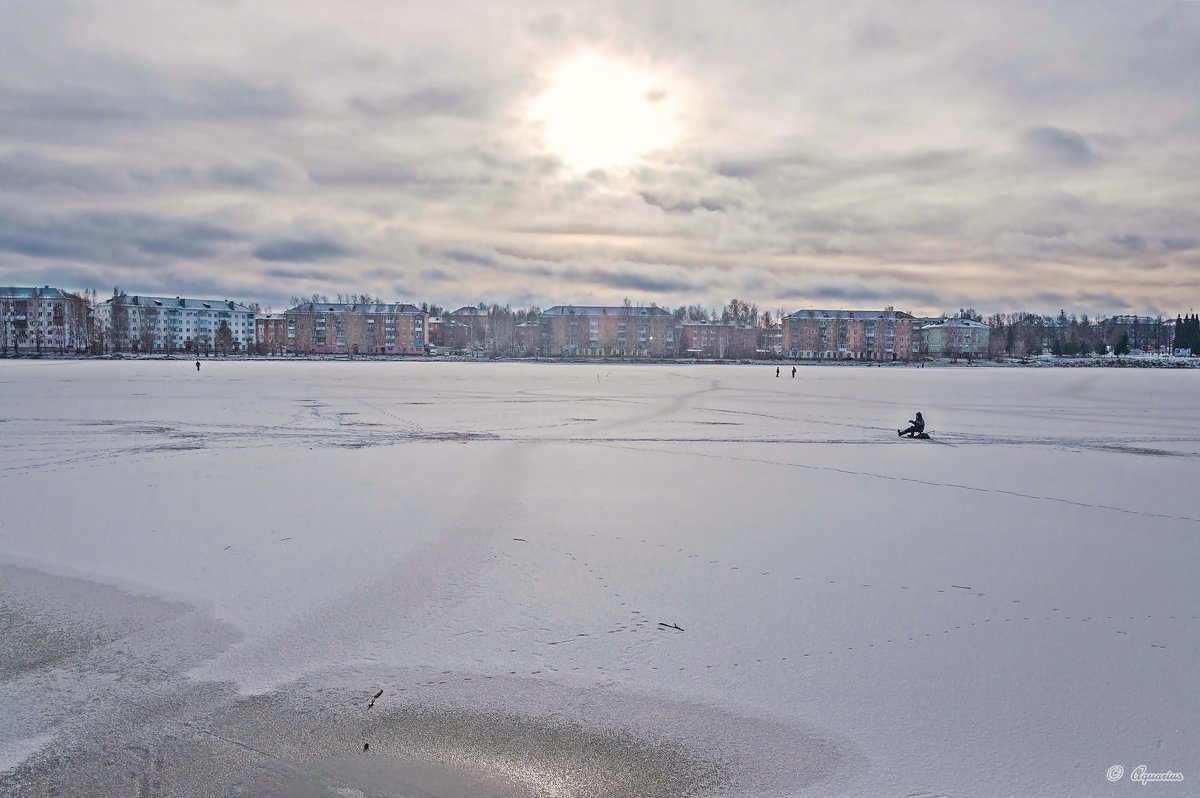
[898,412,925,437]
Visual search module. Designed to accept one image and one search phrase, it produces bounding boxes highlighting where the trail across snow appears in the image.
[1,360,1197,797]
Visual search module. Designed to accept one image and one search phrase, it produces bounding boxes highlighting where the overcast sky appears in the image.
[2,0,1198,316]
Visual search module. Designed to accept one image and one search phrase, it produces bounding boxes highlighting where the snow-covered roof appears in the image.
[285,303,423,315]
[0,286,70,300]
[449,306,488,316]
[681,320,757,329]
[101,295,254,313]
[542,305,673,317]
[918,318,989,330]
[1109,315,1159,325]
[784,309,914,321]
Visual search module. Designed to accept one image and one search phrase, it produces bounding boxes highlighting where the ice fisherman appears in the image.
[791,366,796,378]
[196,361,201,372]
[898,412,925,437]
[776,366,780,377]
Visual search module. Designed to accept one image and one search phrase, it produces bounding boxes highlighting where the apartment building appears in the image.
[680,320,759,359]
[428,316,468,352]
[0,286,90,355]
[447,306,491,351]
[1107,315,1167,353]
[95,295,255,353]
[783,309,917,360]
[255,314,288,354]
[284,302,427,355]
[537,305,676,358]
[916,318,990,359]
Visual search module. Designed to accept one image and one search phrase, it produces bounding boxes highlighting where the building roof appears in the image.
[285,302,423,315]
[1109,315,1159,325]
[917,318,989,330]
[0,286,71,300]
[542,305,673,317]
[680,320,757,329]
[449,306,489,316]
[100,295,254,313]
[784,309,914,321]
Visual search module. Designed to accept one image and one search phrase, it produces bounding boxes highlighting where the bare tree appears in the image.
[108,288,129,353]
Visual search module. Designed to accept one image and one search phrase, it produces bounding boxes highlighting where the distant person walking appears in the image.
[776,366,780,377]
[791,366,796,378]
[196,360,201,372]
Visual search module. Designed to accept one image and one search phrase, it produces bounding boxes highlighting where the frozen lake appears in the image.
[1,360,1198,797]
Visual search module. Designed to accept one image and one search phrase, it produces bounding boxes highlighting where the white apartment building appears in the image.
[96,294,255,353]
[1,286,89,354]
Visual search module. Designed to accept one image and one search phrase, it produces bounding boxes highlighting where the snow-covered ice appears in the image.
[1,360,1197,796]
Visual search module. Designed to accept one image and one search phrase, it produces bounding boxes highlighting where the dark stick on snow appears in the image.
[951,585,973,590]
[367,688,383,709]
[223,545,232,550]
[513,538,526,542]
[280,537,292,541]
[658,622,684,631]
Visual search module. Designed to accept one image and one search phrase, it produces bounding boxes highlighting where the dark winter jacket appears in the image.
[909,413,925,432]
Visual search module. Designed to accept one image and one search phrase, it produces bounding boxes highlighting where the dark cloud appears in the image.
[0,206,239,263]
[0,152,305,194]
[1111,234,1147,252]
[442,249,498,267]
[263,267,337,281]
[1161,236,1198,252]
[640,192,732,214]
[1023,125,1096,167]
[350,85,493,119]
[1,72,299,145]
[586,269,699,294]
[206,160,308,189]
[253,237,355,263]
[779,284,942,307]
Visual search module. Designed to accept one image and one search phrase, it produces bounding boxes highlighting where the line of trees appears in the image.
[1174,314,1200,354]
[983,310,1172,357]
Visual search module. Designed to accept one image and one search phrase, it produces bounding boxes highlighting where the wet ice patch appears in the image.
[0,733,54,775]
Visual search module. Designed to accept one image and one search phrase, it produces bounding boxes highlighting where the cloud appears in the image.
[0,205,240,263]
[1023,125,1096,167]
[2,2,1198,316]
[640,192,733,214]
[253,237,355,262]
[350,85,493,119]
[442,249,498,267]
[586,268,702,294]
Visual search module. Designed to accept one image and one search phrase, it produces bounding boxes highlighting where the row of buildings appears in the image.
[0,286,1183,360]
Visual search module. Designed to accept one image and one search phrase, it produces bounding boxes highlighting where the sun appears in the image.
[527,54,680,172]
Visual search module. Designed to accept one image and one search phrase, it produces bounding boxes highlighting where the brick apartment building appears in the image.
[255,314,288,354]
[538,305,676,357]
[284,302,427,355]
[428,316,468,352]
[783,309,917,361]
[447,306,491,351]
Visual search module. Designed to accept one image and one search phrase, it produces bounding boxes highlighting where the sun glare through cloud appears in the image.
[527,54,682,173]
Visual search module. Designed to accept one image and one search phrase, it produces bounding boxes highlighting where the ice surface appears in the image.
[1,360,1197,796]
